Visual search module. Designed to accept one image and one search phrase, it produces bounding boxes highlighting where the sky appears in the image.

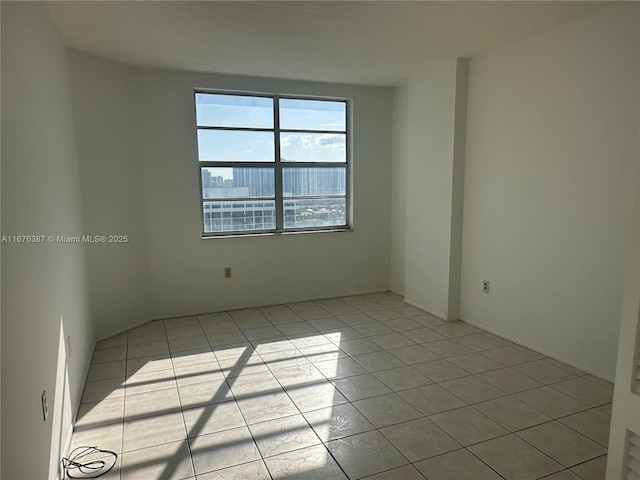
[196,94,347,177]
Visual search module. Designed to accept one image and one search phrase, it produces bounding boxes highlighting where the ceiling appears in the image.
[47,1,604,86]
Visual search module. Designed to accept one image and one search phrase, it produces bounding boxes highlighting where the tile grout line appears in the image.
[255,352,354,480]
[116,329,129,480]
[78,294,612,480]
[162,317,198,480]
[195,311,274,478]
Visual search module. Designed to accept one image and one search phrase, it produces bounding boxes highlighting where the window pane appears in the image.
[203,200,275,233]
[195,94,273,128]
[202,168,274,199]
[279,99,346,131]
[283,168,345,197]
[280,133,346,163]
[197,130,274,162]
[284,198,346,229]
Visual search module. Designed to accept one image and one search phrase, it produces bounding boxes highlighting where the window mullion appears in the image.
[274,96,284,230]
[196,91,349,236]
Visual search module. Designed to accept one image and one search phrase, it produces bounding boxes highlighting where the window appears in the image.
[195,92,349,236]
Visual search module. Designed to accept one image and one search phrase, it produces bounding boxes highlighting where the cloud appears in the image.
[281,133,346,162]
[300,134,343,149]
[319,134,343,146]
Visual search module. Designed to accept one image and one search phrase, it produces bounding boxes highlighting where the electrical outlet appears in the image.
[224,267,232,278]
[41,391,48,421]
[482,280,490,293]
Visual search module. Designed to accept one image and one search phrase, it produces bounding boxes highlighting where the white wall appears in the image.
[67,57,394,328]
[4,1,636,477]
[1,3,94,478]
[390,81,408,294]
[137,70,393,319]
[448,58,469,321]
[403,57,461,320]
[461,3,640,380]
[68,51,152,338]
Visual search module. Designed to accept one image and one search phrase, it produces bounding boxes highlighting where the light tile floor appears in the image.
[70,292,613,480]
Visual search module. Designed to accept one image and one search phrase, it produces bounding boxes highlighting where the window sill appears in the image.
[201,227,353,240]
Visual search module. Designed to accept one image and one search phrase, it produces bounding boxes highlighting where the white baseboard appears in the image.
[462,317,614,383]
[402,297,448,322]
[96,288,394,342]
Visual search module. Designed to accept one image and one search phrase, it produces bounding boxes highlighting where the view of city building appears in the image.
[202,166,346,232]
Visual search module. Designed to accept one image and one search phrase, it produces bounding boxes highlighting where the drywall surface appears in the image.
[403,58,458,319]
[1,3,94,478]
[68,55,394,325]
[68,51,152,338]
[447,58,469,321]
[461,3,640,379]
[390,81,409,295]
[136,69,393,318]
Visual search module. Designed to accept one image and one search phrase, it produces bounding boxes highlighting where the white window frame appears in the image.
[195,90,351,237]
